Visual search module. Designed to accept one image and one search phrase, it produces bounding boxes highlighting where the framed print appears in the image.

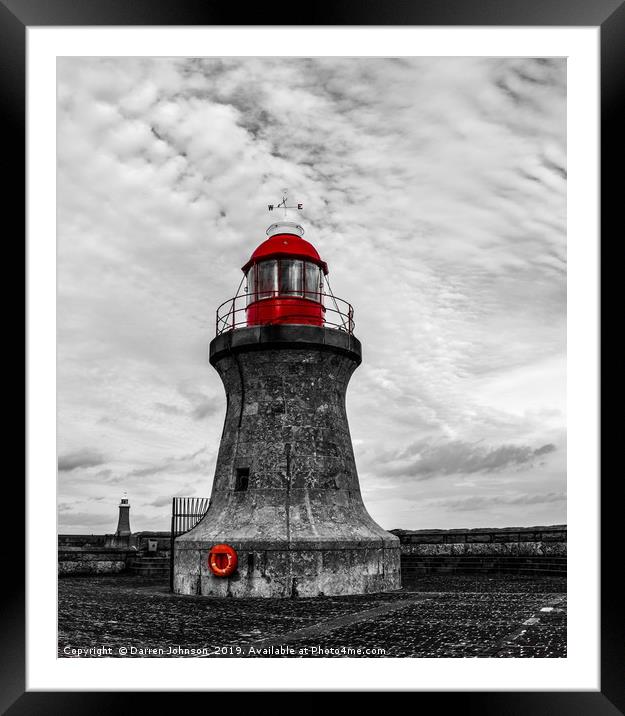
[7,0,619,710]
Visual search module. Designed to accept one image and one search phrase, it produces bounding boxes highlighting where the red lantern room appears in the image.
[242,222,328,327]
[214,194,354,336]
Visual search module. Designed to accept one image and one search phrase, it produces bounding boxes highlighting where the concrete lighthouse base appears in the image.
[173,325,401,597]
[174,541,400,598]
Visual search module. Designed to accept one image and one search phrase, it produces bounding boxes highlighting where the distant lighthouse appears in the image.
[115,495,131,537]
[174,195,401,597]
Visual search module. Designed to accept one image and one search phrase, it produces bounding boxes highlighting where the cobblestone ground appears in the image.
[58,574,566,658]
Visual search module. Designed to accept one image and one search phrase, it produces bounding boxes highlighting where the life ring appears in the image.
[208,544,238,577]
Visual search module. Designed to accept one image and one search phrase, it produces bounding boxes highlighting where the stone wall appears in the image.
[58,549,136,576]
[58,534,109,549]
[134,532,171,552]
[58,532,172,576]
[391,525,566,578]
[59,526,567,579]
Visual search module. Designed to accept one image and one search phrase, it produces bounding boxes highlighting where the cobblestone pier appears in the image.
[59,574,566,658]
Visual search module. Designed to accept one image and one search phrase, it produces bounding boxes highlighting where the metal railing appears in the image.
[215,291,355,336]
[169,496,210,592]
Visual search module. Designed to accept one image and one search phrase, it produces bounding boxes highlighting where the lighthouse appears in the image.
[173,197,401,597]
[115,495,131,537]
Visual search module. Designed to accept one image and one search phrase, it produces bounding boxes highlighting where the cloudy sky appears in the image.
[57,57,566,534]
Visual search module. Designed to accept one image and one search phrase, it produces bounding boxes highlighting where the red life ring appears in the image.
[208,544,238,577]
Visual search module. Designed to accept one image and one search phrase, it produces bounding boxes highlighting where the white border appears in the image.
[27,27,599,691]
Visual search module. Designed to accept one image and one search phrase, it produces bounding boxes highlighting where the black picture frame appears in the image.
[8,0,616,711]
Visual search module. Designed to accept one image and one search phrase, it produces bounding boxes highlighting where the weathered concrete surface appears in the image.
[174,325,400,597]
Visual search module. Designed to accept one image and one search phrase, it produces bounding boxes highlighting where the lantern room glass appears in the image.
[246,266,256,305]
[305,263,321,301]
[280,259,303,296]
[257,259,278,300]
[249,259,323,304]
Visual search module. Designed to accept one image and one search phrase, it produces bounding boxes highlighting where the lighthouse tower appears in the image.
[173,200,400,597]
[115,495,131,537]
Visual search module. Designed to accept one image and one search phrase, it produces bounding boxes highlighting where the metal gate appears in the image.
[170,497,210,592]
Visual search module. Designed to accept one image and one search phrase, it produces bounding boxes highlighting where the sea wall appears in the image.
[58,549,135,576]
[391,525,566,578]
[58,526,567,579]
[58,532,171,576]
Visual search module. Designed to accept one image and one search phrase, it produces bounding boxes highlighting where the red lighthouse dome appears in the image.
[242,221,329,328]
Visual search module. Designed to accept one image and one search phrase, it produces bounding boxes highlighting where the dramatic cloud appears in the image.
[383,440,558,479]
[58,449,106,472]
[57,57,566,532]
[534,443,557,456]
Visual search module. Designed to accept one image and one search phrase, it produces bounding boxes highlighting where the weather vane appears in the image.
[268,188,303,218]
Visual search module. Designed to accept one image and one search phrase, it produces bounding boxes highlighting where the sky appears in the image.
[57,57,566,534]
